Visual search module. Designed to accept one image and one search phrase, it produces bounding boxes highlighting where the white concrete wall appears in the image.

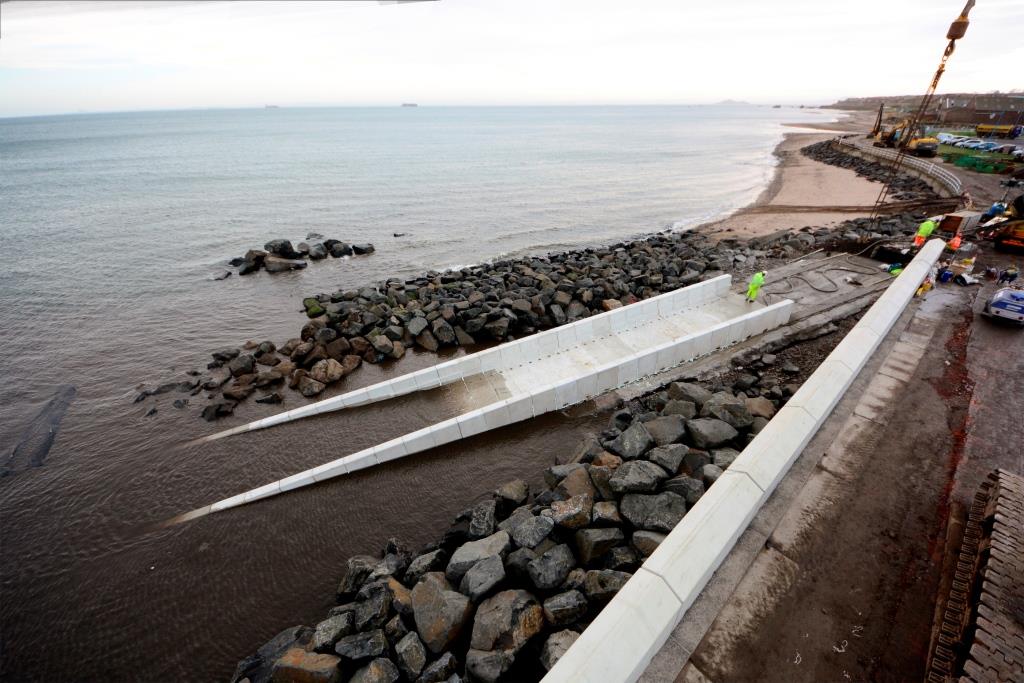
[542,238,946,683]
[201,298,793,515]
[204,275,733,441]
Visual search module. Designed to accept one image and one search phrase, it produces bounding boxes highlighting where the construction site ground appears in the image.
[638,244,1024,683]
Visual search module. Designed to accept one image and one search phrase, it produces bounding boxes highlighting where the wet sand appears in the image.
[701,111,881,241]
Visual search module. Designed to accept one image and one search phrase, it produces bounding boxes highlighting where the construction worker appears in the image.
[746,271,766,303]
[914,218,937,248]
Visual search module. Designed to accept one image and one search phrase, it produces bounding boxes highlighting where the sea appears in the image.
[0,105,835,681]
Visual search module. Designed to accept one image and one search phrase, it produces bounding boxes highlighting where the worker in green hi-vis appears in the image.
[914,218,937,248]
[746,271,766,303]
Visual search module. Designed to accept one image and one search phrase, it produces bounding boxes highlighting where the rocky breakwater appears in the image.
[801,140,937,201]
[232,374,796,683]
[194,230,791,420]
[232,235,376,276]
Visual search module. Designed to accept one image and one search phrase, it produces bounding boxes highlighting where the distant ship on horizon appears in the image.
[401,103,418,107]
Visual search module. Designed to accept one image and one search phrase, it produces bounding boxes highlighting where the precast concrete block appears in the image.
[784,359,854,422]
[456,409,489,438]
[531,386,557,415]
[726,405,819,493]
[482,401,512,430]
[414,366,442,391]
[505,395,533,423]
[243,481,282,504]
[374,438,408,464]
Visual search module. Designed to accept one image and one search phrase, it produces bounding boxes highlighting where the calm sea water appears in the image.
[0,105,832,681]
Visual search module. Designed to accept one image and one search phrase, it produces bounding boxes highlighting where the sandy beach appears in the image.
[702,110,881,240]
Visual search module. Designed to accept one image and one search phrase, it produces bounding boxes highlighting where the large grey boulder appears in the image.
[606,422,653,459]
[550,494,593,529]
[460,555,506,602]
[631,530,667,558]
[416,652,456,682]
[465,649,514,683]
[685,418,739,449]
[349,658,399,683]
[663,475,705,505]
[394,632,427,680]
[468,499,497,539]
[667,381,712,407]
[583,569,631,601]
[470,589,544,654]
[410,573,473,654]
[700,392,754,430]
[575,527,624,565]
[337,555,377,600]
[311,612,355,653]
[334,629,387,663]
[509,514,554,549]
[542,590,588,626]
[646,444,688,474]
[643,415,687,446]
[527,544,576,591]
[404,549,447,586]
[712,448,741,469]
[608,460,668,494]
[541,630,580,671]
[446,531,511,581]
[620,492,688,532]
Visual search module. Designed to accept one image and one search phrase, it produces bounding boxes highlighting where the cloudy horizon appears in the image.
[0,0,1021,118]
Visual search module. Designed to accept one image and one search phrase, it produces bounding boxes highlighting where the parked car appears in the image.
[976,142,1001,151]
[937,133,956,143]
[992,144,1019,154]
[982,287,1024,326]
[955,139,981,148]
[1013,149,1024,161]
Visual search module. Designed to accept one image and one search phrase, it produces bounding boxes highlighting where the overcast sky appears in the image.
[0,0,1021,117]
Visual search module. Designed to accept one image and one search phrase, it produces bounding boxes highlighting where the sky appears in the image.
[0,0,1021,117]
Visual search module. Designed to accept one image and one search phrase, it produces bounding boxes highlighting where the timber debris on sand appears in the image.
[233,369,807,683]
[229,235,376,277]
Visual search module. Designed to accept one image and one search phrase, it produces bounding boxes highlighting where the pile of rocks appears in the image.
[233,236,375,276]
[233,376,795,683]
[188,229,792,419]
[801,140,936,201]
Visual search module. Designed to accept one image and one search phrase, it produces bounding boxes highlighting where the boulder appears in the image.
[550,494,593,529]
[587,466,615,501]
[297,375,326,397]
[264,239,303,259]
[349,658,399,683]
[495,479,529,507]
[608,460,668,494]
[575,527,624,564]
[631,530,667,558]
[470,589,544,655]
[606,422,653,459]
[468,499,497,540]
[528,544,576,591]
[590,500,622,526]
[662,475,705,505]
[264,255,308,273]
[661,399,697,418]
[702,463,724,486]
[333,630,387,663]
[308,358,346,384]
[509,514,554,549]
[685,418,738,449]
[352,243,375,255]
[212,347,241,362]
[643,415,686,446]
[460,555,506,602]
[303,297,326,318]
[271,648,341,683]
[542,590,588,626]
[446,531,511,581]
[308,243,328,260]
[394,632,427,680]
[337,555,378,600]
[541,630,580,671]
[415,652,456,682]
[465,649,514,683]
[620,492,687,532]
[410,573,473,654]
[556,467,596,499]
[227,354,255,377]
[645,444,687,474]
[745,396,776,419]
[605,546,638,572]
[311,612,355,653]
[712,448,740,469]
[583,569,631,601]
[667,381,712,407]
[415,330,439,352]
[201,398,236,421]
[406,316,429,337]
[405,549,447,587]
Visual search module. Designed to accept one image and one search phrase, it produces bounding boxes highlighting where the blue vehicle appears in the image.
[983,287,1024,325]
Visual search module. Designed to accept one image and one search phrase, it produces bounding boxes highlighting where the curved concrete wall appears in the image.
[204,276,736,441]
[836,139,963,198]
[542,238,947,683]
[186,298,794,518]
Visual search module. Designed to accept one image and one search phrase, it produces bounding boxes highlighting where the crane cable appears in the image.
[869,0,976,225]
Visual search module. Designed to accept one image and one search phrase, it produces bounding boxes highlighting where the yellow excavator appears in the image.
[871,108,940,157]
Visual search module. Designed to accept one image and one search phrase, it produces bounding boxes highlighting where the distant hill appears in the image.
[827,92,1023,112]
[714,99,752,106]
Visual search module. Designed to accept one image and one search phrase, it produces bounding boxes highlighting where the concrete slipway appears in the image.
[178,275,794,521]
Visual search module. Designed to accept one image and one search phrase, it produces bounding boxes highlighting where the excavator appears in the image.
[869,106,940,157]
